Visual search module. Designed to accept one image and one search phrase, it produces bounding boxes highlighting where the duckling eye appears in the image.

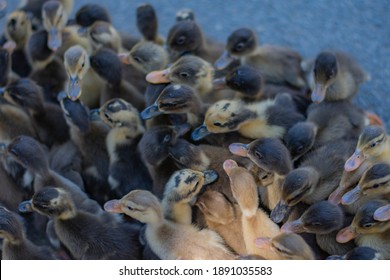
[213,122,222,127]
[81,62,85,68]
[370,142,377,148]
[255,151,263,159]
[311,222,322,227]
[363,223,374,228]
[127,205,134,211]
[296,145,304,152]
[176,36,186,45]
[132,56,142,63]
[163,134,171,143]
[179,72,190,78]
[235,42,245,52]
[372,184,380,189]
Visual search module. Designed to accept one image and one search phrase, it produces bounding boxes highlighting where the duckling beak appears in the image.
[67,76,82,101]
[203,170,219,185]
[254,237,271,249]
[212,77,227,90]
[47,27,62,51]
[222,159,238,175]
[103,199,123,213]
[328,186,344,205]
[344,150,364,172]
[270,201,292,223]
[214,50,235,70]
[89,109,101,121]
[341,185,362,205]
[228,143,249,157]
[0,0,7,19]
[146,69,171,84]
[191,124,210,141]
[18,200,34,213]
[374,204,390,221]
[140,103,162,120]
[311,83,327,104]
[281,219,305,233]
[118,53,131,65]
[336,226,358,243]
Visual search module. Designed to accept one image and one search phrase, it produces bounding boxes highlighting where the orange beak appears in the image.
[146,68,171,84]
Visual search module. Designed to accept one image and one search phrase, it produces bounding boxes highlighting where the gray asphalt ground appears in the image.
[2,0,390,128]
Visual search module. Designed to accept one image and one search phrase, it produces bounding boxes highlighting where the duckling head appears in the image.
[167,20,203,55]
[86,21,122,52]
[311,52,338,104]
[64,45,90,101]
[344,125,386,172]
[136,3,159,42]
[336,200,390,243]
[196,190,236,225]
[104,190,163,224]
[75,3,111,28]
[215,27,257,70]
[327,246,383,260]
[284,121,317,161]
[0,206,24,244]
[59,94,90,133]
[119,41,169,74]
[141,84,198,120]
[5,11,32,48]
[255,233,315,260]
[168,139,211,171]
[342,163,390,205]
[282,201,344,235]
[42,0,68,51]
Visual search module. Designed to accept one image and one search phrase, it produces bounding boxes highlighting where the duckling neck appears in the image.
[162,200,192,224]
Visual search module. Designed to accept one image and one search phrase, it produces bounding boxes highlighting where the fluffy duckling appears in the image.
[224,159,280,258]
[336,200,390,259]
[215,27,306,89]
[327,246,383,260]
[138,124,191,198]
[146,55,215,100]
[162,169,218,224]
[306,51,369,103]
[0,206,55,259]
[166,20,223,63]
[196,190,246,255]
[42,0,68,51]
[84,20,123,53]
[342,163,390,206]
[282,201,355,256]
[284,121,318,161]
[95,98,152,198]
[2,78,69,146]
[229,138,292,210]
[136,3,164,45]
[4,11,32,77]
[23,187,141,259]
[192,94,305,141]
[254,232,315,260]
[104,189,235,260]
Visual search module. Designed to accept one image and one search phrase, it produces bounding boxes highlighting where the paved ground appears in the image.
[2,0,390,128]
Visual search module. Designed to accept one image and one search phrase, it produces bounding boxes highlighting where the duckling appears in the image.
[24,187,141,259]
[327,246,383,260]
[191,94,305,141]
[96,98,153,198]
[271,139,356,223]
[55,25,92,58]
[136,3,164,45]
[336,200,390,259]
[224,159,280,258]
[215,27,306,89]
[166,20,223,63]
[104,189,235,260]
[4,11,32,77]
[281,201,355,256]
[162,169,218,224]
[342,163,390,206]
[284,121,317,162]
[85,20,123,53]
[42,0,68,51]
[306,51,369,103]
[329,125,390,204]
[254,232,315,260]
[146,55,215,100]
[138,124,191,198]
[196,190,246,255]
[59,95,111,204]
[0,206,55,259]
[228,138,293,210]
[3,78,70,146]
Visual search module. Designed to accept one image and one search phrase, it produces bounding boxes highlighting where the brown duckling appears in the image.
[336,200,390,259]
[191,94,305,141]
[104,189,235,260]
[4,11,32,77]
[42,0,69,51]
[254,232,315,260]
[215,27,306,89]
[196,190,246,255]
[166,20,223,63]
[22,187,142,259]
[2,78,69,146]
[138,123,191,198]
[282,201,355,256]
[94,98,153,198]
[327,246,383,260]
[136,3,164,45]
[224,159,280,258]
[162,169,218,224]
[306,51,369,103]
[0,205,55,259]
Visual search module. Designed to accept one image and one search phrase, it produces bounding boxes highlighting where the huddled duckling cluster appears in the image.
[0,1,388,260]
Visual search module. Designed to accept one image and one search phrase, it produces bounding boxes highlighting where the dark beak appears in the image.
[203,170,219,185]
[48,27,62,51]
[191,124,210,141]
[140,103,162,120]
